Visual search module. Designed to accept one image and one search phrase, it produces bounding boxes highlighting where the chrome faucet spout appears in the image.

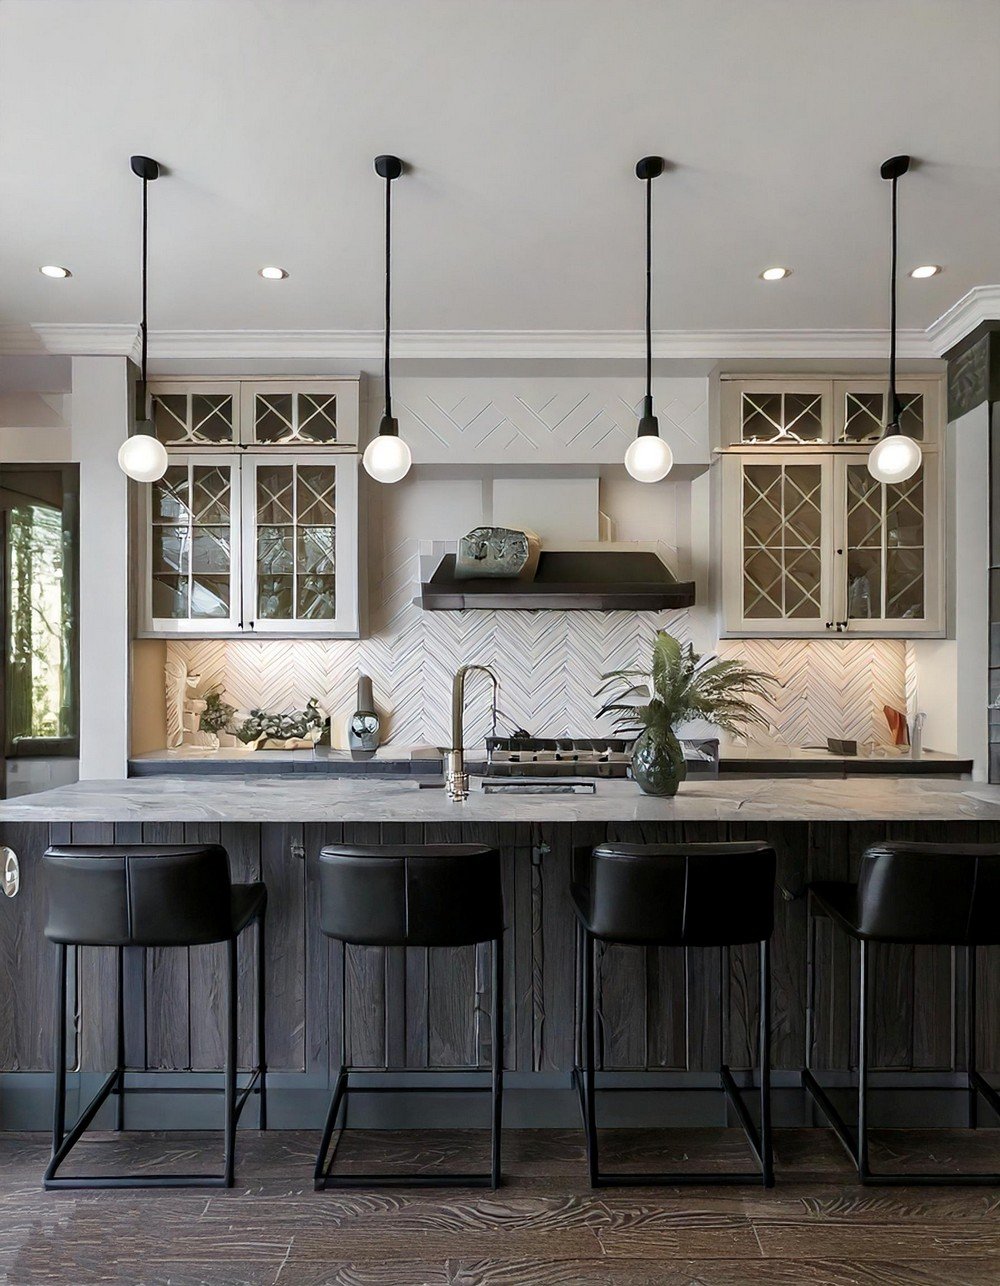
[447,664,499,801]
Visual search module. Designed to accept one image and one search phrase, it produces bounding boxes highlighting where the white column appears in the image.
[70,356,131,780]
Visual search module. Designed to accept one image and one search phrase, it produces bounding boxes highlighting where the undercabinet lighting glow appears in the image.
[258,266,288,280]
[909,265,941,278]
[39,264,71,278]
[760,266,791,281]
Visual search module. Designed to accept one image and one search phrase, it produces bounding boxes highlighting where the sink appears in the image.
[480,777,597,795]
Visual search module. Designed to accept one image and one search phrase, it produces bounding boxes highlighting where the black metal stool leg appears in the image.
[490,934,504,1190]
[760,937,774,1187]
[857,939,870,1182]
[967,945,978,1131]
[115,946,125,1132]
[223,937,238,1188]
[51,942,67,1156]
[257,910,268,1131]
[581,929,599,1186]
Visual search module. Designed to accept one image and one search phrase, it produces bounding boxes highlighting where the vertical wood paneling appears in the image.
[261,822,306,1071]
[142,821,190,1070]
[0,823,61,1071]
[72,821,118,1071]
[303,821,337,1076]
[113,823,147,1070]
[186,823,225,1071]
[341,822,387,1069]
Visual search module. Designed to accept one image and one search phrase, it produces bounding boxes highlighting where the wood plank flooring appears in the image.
[3,1128,1000,1284]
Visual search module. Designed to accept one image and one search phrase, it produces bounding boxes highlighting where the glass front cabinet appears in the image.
[720,376,944,637]
[137,378,361,637]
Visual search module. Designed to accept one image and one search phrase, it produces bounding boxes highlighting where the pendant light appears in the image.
[363,154,412,484]
[867,154,922,485]
[118,155,169,483]
[624,156,673,483]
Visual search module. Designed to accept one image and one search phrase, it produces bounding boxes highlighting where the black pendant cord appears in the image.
[140,173,149,389]
[888,169,899,432]
[644,173,652,402]
[383,170,392,422]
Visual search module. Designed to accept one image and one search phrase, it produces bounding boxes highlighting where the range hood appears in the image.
[420,543,695,611]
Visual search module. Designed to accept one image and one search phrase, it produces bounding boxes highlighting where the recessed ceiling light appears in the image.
[39,264,71,278]
[909,264,941,279]
[258,266,288,280]
[760,266,791,281]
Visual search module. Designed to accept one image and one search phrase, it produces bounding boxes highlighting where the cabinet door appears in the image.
[143,455,242,633]
[836,455,943,634]
[721,379,831,447]
[833,379,940,446]
[148,382,240,448]
[239,381,360,448]
[242,454,359,637]
[723,455,833,634]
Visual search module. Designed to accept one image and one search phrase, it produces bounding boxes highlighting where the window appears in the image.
[2,465,79,756]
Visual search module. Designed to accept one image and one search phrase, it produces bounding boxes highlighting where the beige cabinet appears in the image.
[136,377,362,638]
[720,376,944,638]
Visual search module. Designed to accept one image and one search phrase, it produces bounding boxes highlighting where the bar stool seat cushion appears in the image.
[318,843,503,947]
[808,841,1000,945]
[43,844,265,947]
[571,842,775,946]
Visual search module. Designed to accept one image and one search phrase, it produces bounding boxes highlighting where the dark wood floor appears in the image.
[3,1128,1000,1284]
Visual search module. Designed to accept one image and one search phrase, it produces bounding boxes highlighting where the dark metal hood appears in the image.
[420,547,695,611]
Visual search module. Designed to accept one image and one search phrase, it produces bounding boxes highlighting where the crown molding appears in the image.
[1,286,998,362]
[924,285,1000,357]
[0,324,142,361]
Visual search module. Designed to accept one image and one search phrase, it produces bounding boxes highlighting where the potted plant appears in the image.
[597,631,775,796]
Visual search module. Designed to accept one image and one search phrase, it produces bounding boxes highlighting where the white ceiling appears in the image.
[1,0,998,343]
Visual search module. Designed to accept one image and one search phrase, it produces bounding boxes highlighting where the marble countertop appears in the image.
[2,774,999,824]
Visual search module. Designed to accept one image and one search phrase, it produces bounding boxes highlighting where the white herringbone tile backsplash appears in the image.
[167,537,910,749]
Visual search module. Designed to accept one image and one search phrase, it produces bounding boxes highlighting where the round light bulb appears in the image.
[867,433,922,484]
[118,434,169,483]
[363,434,412,484]
[624,434,674,483]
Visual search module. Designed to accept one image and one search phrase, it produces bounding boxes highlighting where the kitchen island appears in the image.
[3,775,1000,1131]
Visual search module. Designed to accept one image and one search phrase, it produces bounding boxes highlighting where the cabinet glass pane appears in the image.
[741,392,823,443]
[253,393,339,445]
[254,462,337,621]
[841,391,923,442]
[742,463,823,619]
[846,465,924,620]
[151,393,234,445]
[149,462,233,623]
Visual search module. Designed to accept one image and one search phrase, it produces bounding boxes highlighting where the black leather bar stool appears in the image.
[804,840,1000,1185]
[571,842,776,1187]
[315,843,504,1190]
[42,843,267,1190]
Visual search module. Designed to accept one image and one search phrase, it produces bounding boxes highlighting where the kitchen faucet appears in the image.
[446,664,499,800]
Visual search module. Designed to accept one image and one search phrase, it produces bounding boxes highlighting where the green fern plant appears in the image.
[596,631,775,740]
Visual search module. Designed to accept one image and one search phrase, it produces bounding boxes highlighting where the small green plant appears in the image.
[597,631,775,796]
[234,698,326,744]
[199,686,237,735]
[597,631,775,738]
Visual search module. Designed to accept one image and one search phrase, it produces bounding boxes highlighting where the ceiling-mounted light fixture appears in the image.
[624,156,673,484]
[39,264,72,278]
[868,155,922,485]
[118,155,169,483]
[363,154,412,485]
[760,266,791,281]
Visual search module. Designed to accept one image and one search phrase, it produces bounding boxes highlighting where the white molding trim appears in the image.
[2,285,998,362]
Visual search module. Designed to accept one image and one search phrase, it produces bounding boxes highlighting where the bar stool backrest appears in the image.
[857,842,1000,943]
[43,844,234,947]
[576,842,776,945]
[318,844,503,946]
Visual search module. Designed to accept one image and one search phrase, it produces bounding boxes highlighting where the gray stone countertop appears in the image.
[2,774,999,825]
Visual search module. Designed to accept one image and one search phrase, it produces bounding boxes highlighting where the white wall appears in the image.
[0,355,132,784]
[912,400,989,777]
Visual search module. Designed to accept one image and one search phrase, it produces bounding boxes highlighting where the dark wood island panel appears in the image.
[3,812,1000,1130]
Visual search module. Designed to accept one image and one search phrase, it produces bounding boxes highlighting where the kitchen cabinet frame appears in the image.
[719,375,945,639]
